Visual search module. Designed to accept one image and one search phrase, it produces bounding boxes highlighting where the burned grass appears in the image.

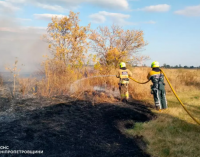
[0,95,155,157]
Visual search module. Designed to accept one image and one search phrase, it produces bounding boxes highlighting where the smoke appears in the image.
[0,8,49,73]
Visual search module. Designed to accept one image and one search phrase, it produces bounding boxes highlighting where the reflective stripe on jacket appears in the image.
[116,69,132,84]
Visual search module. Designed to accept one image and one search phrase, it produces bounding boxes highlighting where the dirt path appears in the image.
[0,96,155,157]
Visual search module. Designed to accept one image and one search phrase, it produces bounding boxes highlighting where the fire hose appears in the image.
[129,69,200,125]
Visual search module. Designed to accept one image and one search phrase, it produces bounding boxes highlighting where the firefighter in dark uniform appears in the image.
[147,61,168,111]
[116,62,132,103]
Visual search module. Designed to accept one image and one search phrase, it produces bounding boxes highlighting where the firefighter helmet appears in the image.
[151,61,159,68]
[120,62,126,68]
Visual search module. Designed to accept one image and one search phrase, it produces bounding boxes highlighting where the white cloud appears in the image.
[89,14,106,23]
[174,5,200,17]
[6,0,129,11]
[35,3,65,12]
[34,14,65,21]
[137,4,170,12]
[90,0,129,10]
[0,1,20,11]
[89,11,132,25]
[89,11,156,25]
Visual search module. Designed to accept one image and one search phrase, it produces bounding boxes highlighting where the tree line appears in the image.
[162,64,200,69]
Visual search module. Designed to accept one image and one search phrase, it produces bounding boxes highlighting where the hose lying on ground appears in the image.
[129,69,200,125]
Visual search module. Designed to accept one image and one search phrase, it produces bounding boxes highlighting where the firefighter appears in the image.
[147,61,168,111]
[116,62,132,103]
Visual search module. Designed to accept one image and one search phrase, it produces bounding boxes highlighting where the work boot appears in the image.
[162,106,168,110]
[156,105,160,111]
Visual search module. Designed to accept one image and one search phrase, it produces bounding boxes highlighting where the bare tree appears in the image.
[90,24,149,68]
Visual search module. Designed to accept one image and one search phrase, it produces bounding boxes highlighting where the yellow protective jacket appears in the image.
[147,68,165,90]
[116,68,132,84]
[147,70,162,80]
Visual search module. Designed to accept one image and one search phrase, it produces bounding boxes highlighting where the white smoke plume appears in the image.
[0,8,48,73]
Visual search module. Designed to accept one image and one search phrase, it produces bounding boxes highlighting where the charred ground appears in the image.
[0,92,155,157]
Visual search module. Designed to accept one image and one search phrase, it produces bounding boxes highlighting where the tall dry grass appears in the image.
[18,61,84,97]
[18,78,38,96]
[17,65,200,99]
[128,67,200,100]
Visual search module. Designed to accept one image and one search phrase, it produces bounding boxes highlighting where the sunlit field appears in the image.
[1,10,200,157]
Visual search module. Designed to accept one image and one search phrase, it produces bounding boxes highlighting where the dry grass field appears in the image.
[8,67,200,157]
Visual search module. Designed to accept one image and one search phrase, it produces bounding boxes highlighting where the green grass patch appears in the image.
[122,90,200,157]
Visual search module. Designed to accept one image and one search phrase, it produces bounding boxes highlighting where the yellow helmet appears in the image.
[151,61,159,68]
[119,62,126,68]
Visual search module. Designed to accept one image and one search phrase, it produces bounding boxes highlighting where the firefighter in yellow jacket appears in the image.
[116,62,132,103]
[147,61,168,110]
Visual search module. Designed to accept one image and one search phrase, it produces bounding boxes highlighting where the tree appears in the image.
[43,11,90,68]
[163,63,167,68]
[175,65,178,68]
[89,24,148,68]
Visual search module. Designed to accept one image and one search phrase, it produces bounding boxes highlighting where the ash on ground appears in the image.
[0,84,155,157]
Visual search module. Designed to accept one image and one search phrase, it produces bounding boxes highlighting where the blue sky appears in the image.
[0,0,200,71]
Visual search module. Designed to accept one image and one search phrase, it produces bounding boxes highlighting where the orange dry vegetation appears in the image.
[74,67,200,100]
[18,66,200,99]
[128,67,200,99]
